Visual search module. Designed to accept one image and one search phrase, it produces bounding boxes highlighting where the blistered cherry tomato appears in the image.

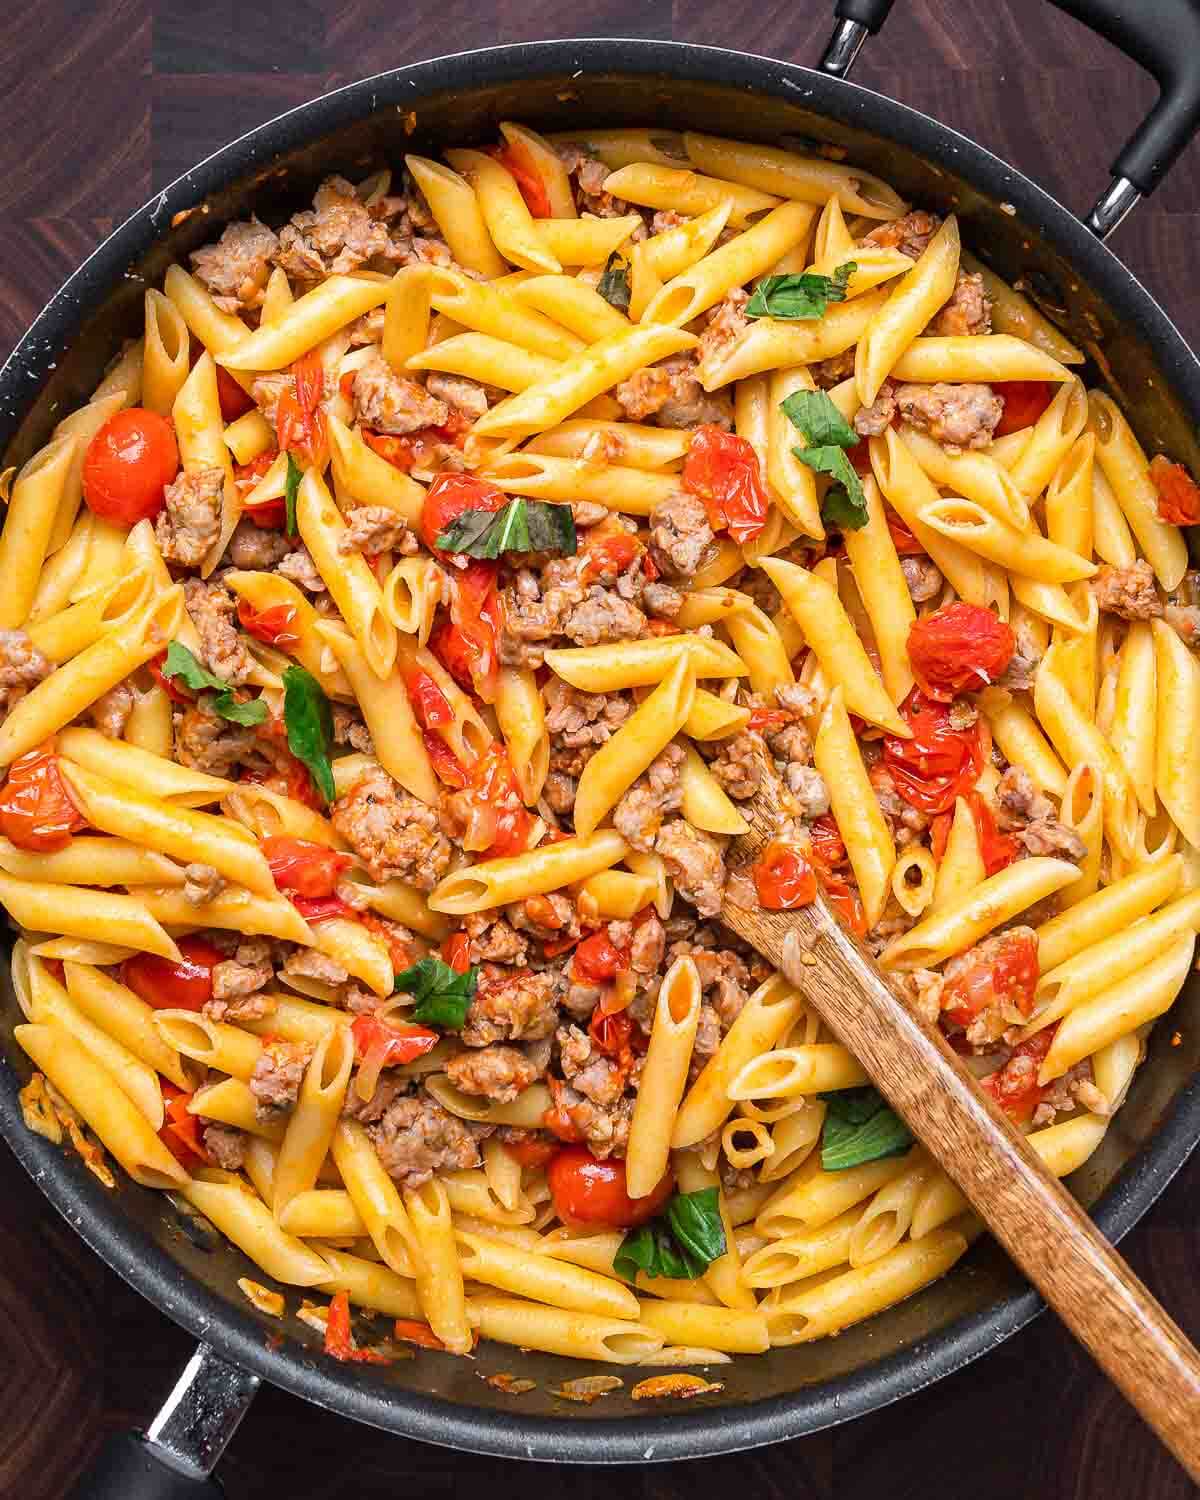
[0,746,87,852]
[82,408,179,525]
[420,472,506,555]
[941,929,1039,1030]
[882,688,985,814]
[547,1146,673,1229]
[980,1027,1055,1122]
[263,835,350,899]
[683,424,769,544]
[350,1014,440,1067]
[1150,454,1200,526]
[573,930,630,985]
[907,602,1015,701]
[993,381,1054,437]
[121,936,226,1011]
[237,599,300,650]
[753,841,818,910]
[402,665,453,729]
[485,142,552,218]
[215,364,255,422]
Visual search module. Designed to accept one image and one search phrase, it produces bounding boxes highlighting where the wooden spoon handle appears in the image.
[721,894,1200,1481]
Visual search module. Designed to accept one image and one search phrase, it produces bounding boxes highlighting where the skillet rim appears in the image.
[2,36,1199,1464]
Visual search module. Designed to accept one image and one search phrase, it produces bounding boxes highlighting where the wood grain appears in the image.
[1,2,1199,1496]
[720,788,1200,1482]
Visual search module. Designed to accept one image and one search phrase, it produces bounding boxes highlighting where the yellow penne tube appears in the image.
[1045,431,1095,564]
[480,452,677,515]
[919,498,1094,584]
[512,274,630,343]
[153,1009,263,1081]
[765,367,823,538]
[574,655,695,835]
[402,1180,472,1353]
[683,688,750,741]
[682,132,904,218]
[27,565,155,663]
[1034,648,1138,858]
[306,914,393,998]
[1089,391,1188,590]
[841,474,916,703]
[381,555,445,645]
[879,857,1081,969]
[16,1021,187,1189]
[63,961,192,1091]
[1151,619,1200,848]
[241,994,349,1047]
[495,666,549,807]
[444,147,561,273]
[0,585,184,767]
[981,695,1068,798]
[891,845,936,918]
[467,1294,662,1363]
[142,287,191,415]
[325,412,424,525]
[813,686,897,927]
[673,976,806,1148]
[0,435,78,629]
[766,1230,966,1344]
[393,639,491,768]
[424,264,584,360]
[0,836,181,888]
[406,331,560,393]
[524,419,690,469]
[331,1117,422,1274]
[729,1044,869,1100]
[222,782,343,850]
[172,353,241,576]
[577,869,655,921]
[1038,937,1193,1082]
[0,870,180,959]
[27,511,93,622]
[528,214,644,269]
[278,1189,369,1240]
[604,160,779,227]
[1090,464,1138,568]
[355,876,449,942]
[741,1206,859,1288]
[899,425,1031,530]
[626,958,701,1198]
[223,407,275,465]
[272,1026,354,1220]
[296,468,396,677]
[380,262,433,370]
[1008,379,1089,498]
[1034,855,1181,975]
[32,938,135,965]
[544,634,744,692]
[130,883,313,945]
[758,1102,827,1183]
[92,339,144,408]
[470,323,697,440]
[221,568,352,699]
[315,1243,422,1320]
[890,335,1074,385]
[856,216,960,406]
[636,1299,768,1355]
[405,155,506,277]
[456,1230,638,1319]
[672,1152,752,1312]
[188,1077,285,1142]
[43,395,125,553]
[762,558,907,734]
[218,274,392,371]
[870,429,993,606]
[680,745,748,835]
[1105,621,1156,818]
[958,250,1084,363]
[849,1154,936,1266]
[723,602,796,696]
[499,123,575,218]
[699,287,887,391]
[182,1179,330,1286]
[757,1150,917,1238]
[428,829,627,915]
[643,202,814,329]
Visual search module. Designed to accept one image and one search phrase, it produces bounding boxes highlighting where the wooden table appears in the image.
[1,2,1198,1495]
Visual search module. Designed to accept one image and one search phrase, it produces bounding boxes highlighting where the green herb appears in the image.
[281,665,335,804]
[794,444,869,531]
[393,956,478,1030]
[284,452,303,537]
[819,1086,913,1171]
[745,262,856,320]
[780,389,859,450]
[435,496,577,559]
[612,1188,726,1281]
[597,252,632,312]
[161,642,268,727]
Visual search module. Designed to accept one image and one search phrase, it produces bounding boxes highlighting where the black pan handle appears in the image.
[821,0,1200,238]
[68,1344,257,1500]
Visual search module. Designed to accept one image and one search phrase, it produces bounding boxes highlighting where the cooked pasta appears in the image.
[2,128,1194,1371]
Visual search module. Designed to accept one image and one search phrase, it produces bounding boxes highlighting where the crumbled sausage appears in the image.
[283,948,349,986]
[276,546,326,593]
[929,272,992,337]
[557,1024,624,1106]
[337,505,417,557]
[183,577,252,684]
[616,353,733,429]
[612,744,685,852]
[203,1123,248,1170]
[901,555,943,604]
[331,704,374,754]
[463,910,529,966]
[854,379,897,437]
[156,467,223,567]
[225,519,291,570]
[895,383,1002,450]
[0,629,51,711]
[249,1041,311,1121]
[462,970,560,1046]
[91,681,135,739]
[190,217,279,312]
[648,490,716,581]
[1090,560,1162,621]
[861,210,941,261]
[175,699,258,776]
[354,1088,484,1188]
[352,353,448,434]
[710,732,762,800]
[331,765,452,889]
[273,176,400,280]
[694,290,751,385]
[183,863,226,906]
[445,1044,537,1102]
[211,938,274,1002]
[562,586,646,647]
[786,764,830,818]
[655,818,727,917]
[424,373,494,421]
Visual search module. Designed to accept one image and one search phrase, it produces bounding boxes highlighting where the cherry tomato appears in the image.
[589,1007,634,1059]
[441,930,472,973]
[158,1082,210,1167]
[234,449,286,528]
[121,936,226,1012]
[263,835,350,899]
[82,408,179,525]
[547,1146,674,1229]
[885,506,926,555]
[747,707,790,733]
[980,1027,1055,1123]
[907,601,1015,701]
[215,364,255,423]
[292,894,355,923]
[683,425,769,544]
[485,142,552,218]
[420,472,506,556]
[845,437,873,476]
[968,790,1019,877]
[822,874,867,935]
[394,1318,459,1352]
[808,814,847,871]
[0,746,88,852]
[458,742,533,858]
[325,1290,389,1364]
[422,728,470,789]
[402,665,453,729]
[753,841,818,910]
[993,381,1054,438]
[237,599,300,650]
[582,532,642,582]
[503,1134,558,1169]
[1150,454,1200,526]
[573,930,630,985]
[350,1013,440,1067]
[437,559,504,703]
[941,929,1039,1030]
[276,349,326,465]
[882,688,984,814]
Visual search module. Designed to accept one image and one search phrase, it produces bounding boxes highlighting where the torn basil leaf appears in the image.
[161,642,268,727]
[780,389,859,450]
[436,497,577,559]
[281,664,335,804]
[793,443,869,531]
[745,261,856,320]
[612,1188,726,1281]
[819,1085,913,1171]
[285,451,303,537]
[394,956,478,1030]
[597,251,632,312]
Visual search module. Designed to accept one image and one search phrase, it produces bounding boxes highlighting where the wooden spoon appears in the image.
[720,786,1200,1481]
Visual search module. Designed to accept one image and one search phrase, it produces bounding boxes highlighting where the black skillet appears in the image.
[1,2,1200,1491]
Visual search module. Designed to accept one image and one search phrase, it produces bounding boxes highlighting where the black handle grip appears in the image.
[1049,0,1200,192]
[834,0,897,31]
[68,1432,224,1500]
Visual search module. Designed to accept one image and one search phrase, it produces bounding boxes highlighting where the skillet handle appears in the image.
[821,0,1200,238]
[69,1432,224,1499]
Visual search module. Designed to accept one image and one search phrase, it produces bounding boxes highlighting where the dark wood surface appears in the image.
[1,2,1198,1495]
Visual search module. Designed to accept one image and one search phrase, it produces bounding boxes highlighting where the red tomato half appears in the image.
[158,1082,210,1167]
[822,874,867,935]
[237,599,300,650]
[420,472,506,556]
[1150,454,1200,526]
[422,729,470,789]
[808,814,847,872]
[941,929,1039,1030]
[0,746,88,852]
[82,408,179,525]
[504,1135,558,1169]
[215,365,255,423]
[968,790,1019,877]
[276,349,326,465]
[993,381,1054,437]
[980,1027,1055,1123]
[754,841,818,910]
[485,142,552,218]
[292,894,355,923]
[263,835,350,899]
[573,930,631,985]
[884,506,926,555]
[402,665,453,730]
[434,559,504,704]
[350,1014,440,1067]
[122,936,226,1012]
[882,688,985,814]
[459,742,533,858]
[441,931,472,974]
[907,601,1015,701]
[683,425,769,545]
[582,532,642,582]
[547,1146,674,1229]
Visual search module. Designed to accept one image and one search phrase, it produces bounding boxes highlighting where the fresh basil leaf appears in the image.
[612,1188,727,1281]
[780,389,859,450]
[436,497,577,560]
[597,252,632,312]
[285,451,303,537]
[819,1085,913,1170]
[393,955,478,1030]
[163,642,268,726]
[794,443,869,531]
[281,665,335,804]
[745,261,856,320]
